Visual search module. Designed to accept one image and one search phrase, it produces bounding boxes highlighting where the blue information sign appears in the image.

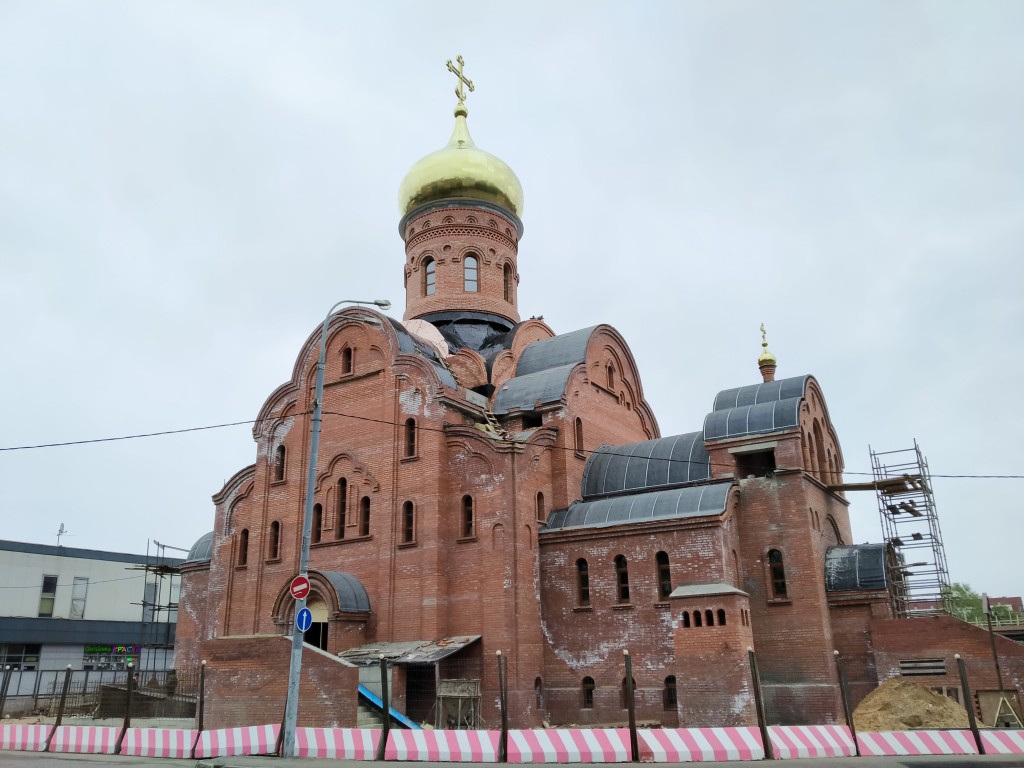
[295,607,313,633]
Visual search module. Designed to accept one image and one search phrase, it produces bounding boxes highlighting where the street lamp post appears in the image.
[282,298,391,758]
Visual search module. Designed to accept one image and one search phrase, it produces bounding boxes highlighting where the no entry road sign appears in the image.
[290,575,311,600]
[295,607,313,633]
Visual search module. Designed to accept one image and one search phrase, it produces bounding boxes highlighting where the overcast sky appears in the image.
[2,2,1022,599]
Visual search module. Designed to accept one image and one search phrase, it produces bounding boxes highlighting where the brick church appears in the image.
[176,62,1024,730]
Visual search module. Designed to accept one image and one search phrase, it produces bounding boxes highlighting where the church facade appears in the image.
[175,65,1024,730]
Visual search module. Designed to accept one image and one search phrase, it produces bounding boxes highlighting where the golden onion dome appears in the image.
[398,102,524,218]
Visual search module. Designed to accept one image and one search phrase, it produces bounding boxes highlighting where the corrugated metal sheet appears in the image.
[514,326,596,376]
[546,482,732,531]
[492,363,576,415]
[320,570,371,613]
[338,635,481,666]
[582,433,710,498]
[185,531,214,563]
[824,544,888,592]
[703,398,802,441]
[712,375,810,412]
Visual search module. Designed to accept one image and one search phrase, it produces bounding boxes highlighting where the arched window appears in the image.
[768,549,787,598]
[694,610,702,627]
[274,445,286,482]
[620,676,636,709]
[461,495,474,538]
[717,608,727,626]
[424,257,436,296]
[336,478,347,539]
[359,496,370,537]
[705,609,714,626]
[503,263,513,302]
[238,529,249,567]
[534,677,544,709]
[581,677,595,709]
[574,418,584,455]
[311,504,322,544]
[268,521,280,560]
[656,551,672,599]
[402,501,415,544]
[813,420,827,482]
[536,491,546,523]
[614,555,630,602]
[341,346,353,375]
[404,418,417,458]
[607,364,616,390]
[576,558,590,606]
[682,611,690,628]
[663,675,677,710]
[464,254,478,292]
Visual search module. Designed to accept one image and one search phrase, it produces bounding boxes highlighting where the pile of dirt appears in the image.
[853,677,970,731]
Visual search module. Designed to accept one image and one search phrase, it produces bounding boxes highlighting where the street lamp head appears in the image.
[373,299,392,310]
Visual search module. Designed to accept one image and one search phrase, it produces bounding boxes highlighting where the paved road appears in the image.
[3,752,1024,768]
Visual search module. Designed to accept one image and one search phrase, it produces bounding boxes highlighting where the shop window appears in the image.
[615,555,630,602]
[656,551,672,599]
[38,575,58,617]
[576,559,591,606]
[359,497,370,536]
[0,643,41,670]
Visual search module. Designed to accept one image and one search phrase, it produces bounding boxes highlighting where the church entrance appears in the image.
[303,596,330,651]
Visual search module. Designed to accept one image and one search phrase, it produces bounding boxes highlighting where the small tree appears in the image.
[947,582,984,623]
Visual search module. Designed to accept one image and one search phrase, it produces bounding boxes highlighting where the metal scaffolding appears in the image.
[130,539,184,675]
[870,440,952,618]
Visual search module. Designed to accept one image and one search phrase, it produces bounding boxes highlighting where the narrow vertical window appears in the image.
[359,497,370,536]
[576,558,591,606]
[705,609,714,626]
[274,445,286,482]
[311,504,323,544]
[615,555,630,602]
[238,529,249,566]
[607,364,616,390]
[581,677,595,709]
[336,478,347,539]
[402,501,415,544]
[268,521,281,559]
[694,610,703,627]
[69,577,89,620]
[663,676,677,710]
[464,254,478,292]
[503,262,513,302]
[574,418,584,455]
[768,549,787,597]
[341,347,353,375]
[404,418,417,458]
[534,677,544,709]
[461,495,474,538]
[718,608,727,625]
[656,551,672,599]
[424,257,436,296]
[682,611,691,628]
[536,491,546,523]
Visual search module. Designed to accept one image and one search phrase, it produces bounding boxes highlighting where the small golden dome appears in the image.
[398,103,524,218]
[758,323,777,365]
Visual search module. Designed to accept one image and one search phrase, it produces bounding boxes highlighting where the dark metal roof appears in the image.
[492,363,576,415]
[0,539,184,567]
[545,482,732,531]
[387,318,457,388]
[185,531,214,563]
[703,398,803,441]
[417,311,516,359]
[319,570,371,613]
[515,326,596,376]
[712,375,810,411]
[582,433,710,499]
[824,544,888,592]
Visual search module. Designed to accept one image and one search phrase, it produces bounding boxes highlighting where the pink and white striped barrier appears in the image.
[119,727,197,758]
[296,727,380,759]
[386,728,500,762]
[637,727,765,762]
[768,725,855,759]
[857,730,978,756]
[508,729,631,763]
[981,729,1024,754]
[47,725,118,754]
[194,724,279,757]
[0,724,50,751]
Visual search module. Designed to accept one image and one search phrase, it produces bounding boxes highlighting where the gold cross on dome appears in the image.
[446,55,475,104]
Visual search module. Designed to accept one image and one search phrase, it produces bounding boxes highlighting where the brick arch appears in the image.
[317,452,380,494]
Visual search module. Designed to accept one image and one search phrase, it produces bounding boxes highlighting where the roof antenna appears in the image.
[57,523,68,545]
